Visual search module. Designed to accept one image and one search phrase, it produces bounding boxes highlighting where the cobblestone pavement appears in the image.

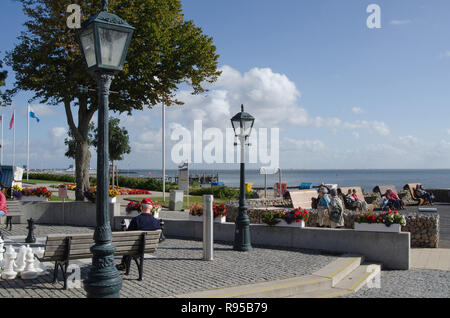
[344,269,450,298]
[0,225,336,298]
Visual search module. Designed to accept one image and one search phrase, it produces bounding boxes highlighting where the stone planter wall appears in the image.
[226,201,439,248]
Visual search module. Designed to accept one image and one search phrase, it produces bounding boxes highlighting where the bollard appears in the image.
[203,195,214,261]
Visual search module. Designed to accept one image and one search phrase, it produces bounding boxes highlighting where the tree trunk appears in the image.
[75,141,91,201]
[64,97,96,201]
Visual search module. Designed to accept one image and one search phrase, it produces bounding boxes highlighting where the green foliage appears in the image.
[92,117,131,162]
[6,0,220,199]
[189,186,240,200]
[0,58,7,105]
[64,123,95,159]
[261,211,282,226]
[27,173,177,192]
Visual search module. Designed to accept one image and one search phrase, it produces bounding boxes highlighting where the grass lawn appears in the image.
[49,196,74,202]
[23,179,63,185]
[125,195,228,210]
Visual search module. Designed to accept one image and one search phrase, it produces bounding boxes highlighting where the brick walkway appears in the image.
[0,224,336,298]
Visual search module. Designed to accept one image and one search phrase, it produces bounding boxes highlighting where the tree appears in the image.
[7,0,220,200]
[93,118,131,187]
[0,58,7,105]
[65,118,131,187]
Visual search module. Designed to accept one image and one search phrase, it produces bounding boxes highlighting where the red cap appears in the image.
[141,198,153,205]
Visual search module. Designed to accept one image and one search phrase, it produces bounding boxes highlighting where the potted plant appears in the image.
[189,202,203,221]
[354,210,406,233]
[126,201,141,216]
[213,204,227,223]
[261,210,282,226]
[279,207,308,228]
[150,201,162,218]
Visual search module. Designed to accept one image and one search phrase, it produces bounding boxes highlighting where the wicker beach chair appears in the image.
[338,187,374,212]
[403,183,430,206]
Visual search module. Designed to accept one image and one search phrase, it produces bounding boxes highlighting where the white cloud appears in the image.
[440,51,450,59]
[352,107,364,114]
[390,20,411,25]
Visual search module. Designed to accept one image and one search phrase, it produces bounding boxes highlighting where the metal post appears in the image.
[27,104,29,180]
[278,168,282,197]
[203,195,213,261]
[84,72,122,298]
[233,136,252,252]
[162,102,166,202]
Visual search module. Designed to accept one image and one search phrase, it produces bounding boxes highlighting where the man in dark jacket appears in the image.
[116,198,161,271]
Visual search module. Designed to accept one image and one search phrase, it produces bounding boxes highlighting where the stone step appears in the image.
[311,254,364,286]
[334,263,381,292]
[175,274,333,298]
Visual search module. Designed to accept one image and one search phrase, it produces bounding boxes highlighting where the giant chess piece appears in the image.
[1,245,17,280]
[14,245,27,275]
[21,246,38,280]
[25,218,36,244]
[159,219,166,243]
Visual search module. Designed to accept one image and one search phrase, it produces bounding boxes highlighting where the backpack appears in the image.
[329,201,343,223]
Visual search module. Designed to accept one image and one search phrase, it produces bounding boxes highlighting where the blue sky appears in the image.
[1,0,450,170]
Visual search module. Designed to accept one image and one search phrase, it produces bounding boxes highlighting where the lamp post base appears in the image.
[84,244,122,298]
[233,211,252,252]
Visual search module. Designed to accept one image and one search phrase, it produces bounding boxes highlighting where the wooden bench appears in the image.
[39,230,162,289]
[373,185,398,197]
[3,201,23,231]
[338,187,374,212]
[287,190,318,209]
[403,183,430,206]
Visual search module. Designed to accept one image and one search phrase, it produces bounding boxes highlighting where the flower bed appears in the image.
[261,207,309,228]
[354,210,406,232]
[84,187,119,203]
[13,185,52,201]
[189,203,227,223]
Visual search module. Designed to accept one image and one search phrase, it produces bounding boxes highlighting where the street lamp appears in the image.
[77,0,134,298]
[231,104,255,252]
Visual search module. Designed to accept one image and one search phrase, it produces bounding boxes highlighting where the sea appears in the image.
[117,169,450,192]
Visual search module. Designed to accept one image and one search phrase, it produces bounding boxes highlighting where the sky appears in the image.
[1,0,450,170]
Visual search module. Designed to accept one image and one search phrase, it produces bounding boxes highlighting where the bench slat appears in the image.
[44,238,160,253]
[42,244,159,260]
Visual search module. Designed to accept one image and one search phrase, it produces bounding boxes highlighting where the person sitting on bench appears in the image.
[385,189,405,209]
[116,198,161,271]
[414,184,433,205]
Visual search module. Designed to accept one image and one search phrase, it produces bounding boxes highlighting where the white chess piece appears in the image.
[14,245,27,275]
[0,237,5,269]
[21,247,38,280]
[1,245,18,280]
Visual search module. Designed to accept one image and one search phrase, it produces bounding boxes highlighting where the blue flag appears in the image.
[29,109,40,123]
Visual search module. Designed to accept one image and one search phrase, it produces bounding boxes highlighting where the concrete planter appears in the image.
[19,196,49,202]
[214,216,226,224]
[188,215,226,223]
[189,215,202,222]
[109,197,117,203]
[277,220,305,228]
[354,223,401,233]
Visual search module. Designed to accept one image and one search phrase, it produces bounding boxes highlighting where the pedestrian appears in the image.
[317,187,330,227]
[329,189,344,228]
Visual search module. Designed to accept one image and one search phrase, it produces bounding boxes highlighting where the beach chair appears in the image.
[403,183,430,206]
[338,187,374,212]
[373,185,403,210]
[287,189,318,209]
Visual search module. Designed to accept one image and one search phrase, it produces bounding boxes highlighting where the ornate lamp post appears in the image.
[231,105,255,252]
[77,0,134,298]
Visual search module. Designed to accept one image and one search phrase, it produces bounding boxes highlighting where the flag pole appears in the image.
[1,113,3,166]
[27,104,30,180]
[12,109,15,169]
